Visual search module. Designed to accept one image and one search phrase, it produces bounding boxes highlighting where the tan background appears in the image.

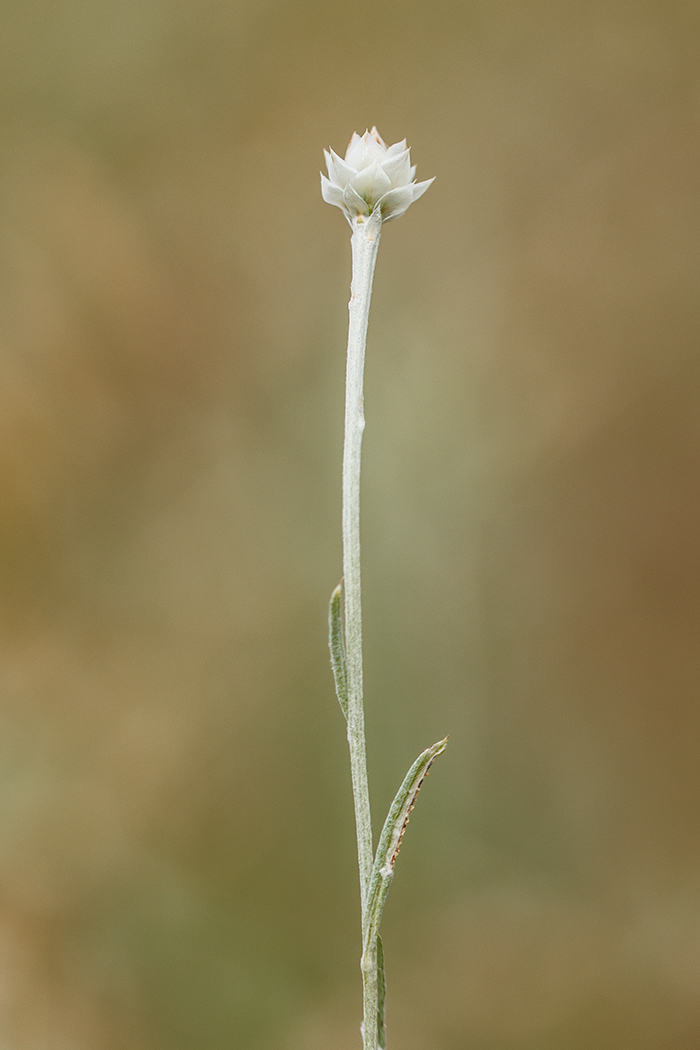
[0,0,699,1047]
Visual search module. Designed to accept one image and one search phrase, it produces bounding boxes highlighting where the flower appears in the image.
[321,127,434,224]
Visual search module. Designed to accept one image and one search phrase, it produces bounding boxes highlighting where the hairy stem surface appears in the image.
[343,208,382,1050]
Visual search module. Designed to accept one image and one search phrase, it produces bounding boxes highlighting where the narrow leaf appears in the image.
[328,580,348,719]
[377,934,387,1050]
[363,737,448,953]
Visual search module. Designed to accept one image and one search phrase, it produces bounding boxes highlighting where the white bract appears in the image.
[321,127,434,223]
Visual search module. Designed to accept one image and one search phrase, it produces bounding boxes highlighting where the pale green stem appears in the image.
[342,207,382,1050]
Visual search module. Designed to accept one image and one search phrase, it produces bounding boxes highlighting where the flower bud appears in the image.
[321,127,434,224]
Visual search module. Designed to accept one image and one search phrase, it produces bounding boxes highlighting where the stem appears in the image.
[342,207,382,1050]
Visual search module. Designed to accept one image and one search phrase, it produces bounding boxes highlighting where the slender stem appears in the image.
[361,935,378,1050]
[342,208,382,1050]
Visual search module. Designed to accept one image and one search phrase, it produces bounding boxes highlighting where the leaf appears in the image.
[377,934,387,1050]
[362,737,448,954]
[328,581,348,720]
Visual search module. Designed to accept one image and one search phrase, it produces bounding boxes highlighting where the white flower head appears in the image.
[321,127,434,224]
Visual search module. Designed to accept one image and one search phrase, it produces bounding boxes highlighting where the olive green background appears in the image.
[0,1,699,1047]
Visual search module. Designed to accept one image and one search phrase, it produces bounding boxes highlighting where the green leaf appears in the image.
[363,738,448,955]
[377,934,387,1050]
[328,581,348,720]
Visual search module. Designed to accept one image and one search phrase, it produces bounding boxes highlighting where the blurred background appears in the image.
[0,0,699,1047]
